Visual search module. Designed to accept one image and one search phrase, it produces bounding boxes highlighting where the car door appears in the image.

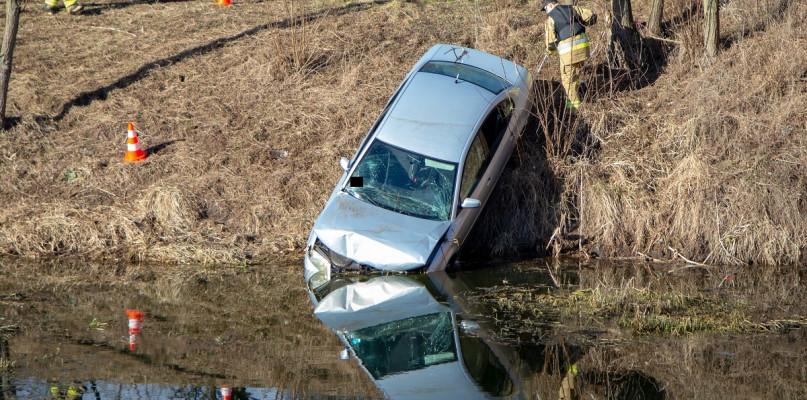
[427,99,515,272]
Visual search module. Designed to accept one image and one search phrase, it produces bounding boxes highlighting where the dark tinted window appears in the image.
[419,61,510,94]
[479,99,514,156]
[459,134,489,201]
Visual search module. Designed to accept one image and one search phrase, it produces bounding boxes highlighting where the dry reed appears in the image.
[0,0,803,266]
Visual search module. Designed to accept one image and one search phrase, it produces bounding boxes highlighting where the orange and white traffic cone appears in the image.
[126,309,145,351]
[215,0,231,6]
[124,122,147,162]
[220,385,232,400]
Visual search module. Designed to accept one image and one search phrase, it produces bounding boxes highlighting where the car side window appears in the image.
[479,99,514,156]
[457,99,513,203]
[459,133,489,201]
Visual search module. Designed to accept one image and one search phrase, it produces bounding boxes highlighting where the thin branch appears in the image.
[667,246,710,267]
[90,26,137,37]
[636,251,668,263]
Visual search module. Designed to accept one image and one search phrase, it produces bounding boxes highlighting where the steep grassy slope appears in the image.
[0,0,803,266]
[574,0,807,265]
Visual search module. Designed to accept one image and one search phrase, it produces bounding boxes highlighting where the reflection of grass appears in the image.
[468,261,807,343]
[589,287,748,335]
[472,284,778,339]
[0,358,13,373]
[0,258,383,398]
[88,318,108,331]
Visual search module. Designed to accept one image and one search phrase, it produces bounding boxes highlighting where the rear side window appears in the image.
[419,61,510,94]
[459,134,489,201]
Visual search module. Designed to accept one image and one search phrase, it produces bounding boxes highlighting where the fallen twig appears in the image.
[91,26,137,37]
[667,246,711,268]
[644,34,682,44]
[636,251,668,263]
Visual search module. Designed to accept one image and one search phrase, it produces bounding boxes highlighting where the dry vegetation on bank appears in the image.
[575,0,807,266]
[0,0,804,266]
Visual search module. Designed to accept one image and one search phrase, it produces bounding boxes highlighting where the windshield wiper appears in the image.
[344,187,385,209]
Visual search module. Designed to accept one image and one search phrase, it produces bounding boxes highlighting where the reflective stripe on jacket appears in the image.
[557,33,590,54]
[557,33,591,65]
[544,5,597,66]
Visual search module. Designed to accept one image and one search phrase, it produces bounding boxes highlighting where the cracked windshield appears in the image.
[345,140,456,221]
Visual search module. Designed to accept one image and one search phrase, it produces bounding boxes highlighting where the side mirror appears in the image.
[339,157,350,172]
[460,198,481,209]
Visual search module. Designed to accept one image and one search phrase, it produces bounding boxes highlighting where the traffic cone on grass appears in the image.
[124,122,147,162]
[126,309,145,351]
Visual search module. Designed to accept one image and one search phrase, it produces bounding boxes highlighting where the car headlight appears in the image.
[306,246,331,290]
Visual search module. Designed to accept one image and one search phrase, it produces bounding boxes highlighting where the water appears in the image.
[0,259,805,399]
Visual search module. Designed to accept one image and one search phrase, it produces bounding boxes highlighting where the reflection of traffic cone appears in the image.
[220,385,232,400]
[126,309,145,351]
[124,122,147,162]
[128,332,138,351]
[215,0,231,6]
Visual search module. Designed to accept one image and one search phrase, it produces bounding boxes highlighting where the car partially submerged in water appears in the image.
[305,44,533,290]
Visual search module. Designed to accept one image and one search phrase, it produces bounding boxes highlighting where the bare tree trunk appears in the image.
[608,0,647,73]
[647,0,664,36]
[704,0,720,56]
[0,0,21,130]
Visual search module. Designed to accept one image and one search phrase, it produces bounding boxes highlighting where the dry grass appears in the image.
[0,0,804,266]
[571,0,807,265]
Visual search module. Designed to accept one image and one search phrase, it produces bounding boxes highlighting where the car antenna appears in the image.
[445,47,468,83]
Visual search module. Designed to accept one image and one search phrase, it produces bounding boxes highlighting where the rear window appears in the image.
[419,61,510,94]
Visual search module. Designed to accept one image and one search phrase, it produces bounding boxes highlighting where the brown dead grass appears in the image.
[0,0,804,266]
[568,0,807,265]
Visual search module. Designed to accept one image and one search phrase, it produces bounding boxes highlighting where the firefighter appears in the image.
[43,0,83,15]
[542,0,597,109]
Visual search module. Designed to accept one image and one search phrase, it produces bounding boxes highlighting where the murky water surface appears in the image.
[0,259,805,399]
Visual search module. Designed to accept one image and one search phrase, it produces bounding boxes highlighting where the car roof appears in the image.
[375,72,497,162]
[374,44,524,163]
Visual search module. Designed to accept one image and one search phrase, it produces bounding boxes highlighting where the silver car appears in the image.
[305,44,533,290]
[312,275,527,399]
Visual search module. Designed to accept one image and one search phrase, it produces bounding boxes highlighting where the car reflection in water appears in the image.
[311,275,526,399]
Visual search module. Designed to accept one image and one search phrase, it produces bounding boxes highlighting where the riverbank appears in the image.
[0,0,804,266]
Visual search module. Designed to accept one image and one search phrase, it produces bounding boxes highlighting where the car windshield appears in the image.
[344,140,456,221]
[344,312,457,379]
[419,61,510,94]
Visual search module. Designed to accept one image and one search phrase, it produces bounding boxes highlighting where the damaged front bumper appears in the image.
[304,239,369,292]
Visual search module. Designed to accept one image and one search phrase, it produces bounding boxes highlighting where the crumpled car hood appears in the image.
[312,192,451,270]
[313,276,448,332]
